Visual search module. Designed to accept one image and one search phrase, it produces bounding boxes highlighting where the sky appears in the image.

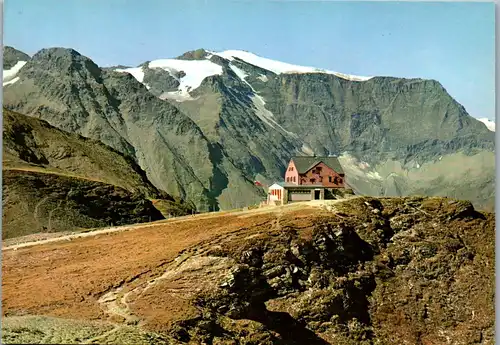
[3,0,495,120]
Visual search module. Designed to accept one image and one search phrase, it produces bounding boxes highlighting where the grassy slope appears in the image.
[2,170,165,239]
[2,108,194,239]
[3,108,161,196]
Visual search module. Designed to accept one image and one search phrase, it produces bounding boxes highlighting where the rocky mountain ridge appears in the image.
[2,46,495,211]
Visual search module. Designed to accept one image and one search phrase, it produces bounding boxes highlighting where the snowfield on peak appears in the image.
[3,60,27,86]
[115,49,372,98]
[149,59,223,94]
[211,50,373,81]
[477,118,495,132]
[114,67,145,83]
[115,59,223,97]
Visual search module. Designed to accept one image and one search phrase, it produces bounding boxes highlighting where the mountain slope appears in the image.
[477,118,495,132]
[141,48,495,210]
[2,108,196,239]
[3,108,161,196]
[2,170,164,239]
[3,48,267,211]
[3,46,495,211]
[3,46,30,69]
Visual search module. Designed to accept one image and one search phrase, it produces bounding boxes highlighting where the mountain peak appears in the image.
[3,45,30,57]
[176,48,208,61]
[31,47,84,61]
[3,46,30,70]
[29,47,101,76]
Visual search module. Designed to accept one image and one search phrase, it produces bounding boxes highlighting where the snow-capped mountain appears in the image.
[114,49,372,101]
[2,46,495,212]
[208,50,373,81]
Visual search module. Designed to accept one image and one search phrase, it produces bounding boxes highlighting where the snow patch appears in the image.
[3,60,27,83]
[258,74,268,82]
[229,64,248,80]
[3,76,20,86]
[115,59,222,100]
[159,90,195,102]
[115,67,145,83]
[301,143,315,156]
[148,59,223,96]
[211,50,372,81]
[358,161,371,169]
[367,171,383,180]
[476,118,495,132]
[338,153,383,181]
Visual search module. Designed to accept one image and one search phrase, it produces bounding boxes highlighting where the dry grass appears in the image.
[2,203,321,324]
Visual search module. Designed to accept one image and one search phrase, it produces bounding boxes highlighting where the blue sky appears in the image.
[4,0,495,120]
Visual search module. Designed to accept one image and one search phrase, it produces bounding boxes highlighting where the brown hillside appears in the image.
[2,108,197,239]
[2,170,165,239]
[2,197,494,344]
[3,108,160,196]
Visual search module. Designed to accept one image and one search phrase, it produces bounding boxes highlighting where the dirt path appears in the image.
[93,207,292,326]
[3,200,334,251]
[92,200,349,327]
[2,197,344,332]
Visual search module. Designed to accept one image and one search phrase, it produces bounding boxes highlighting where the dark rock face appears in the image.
[161,197,494,345]
[258,74,493,162]
[143,66,180,96]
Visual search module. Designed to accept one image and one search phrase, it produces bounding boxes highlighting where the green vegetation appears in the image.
[2,316,173,345]
[151,198,197,218]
